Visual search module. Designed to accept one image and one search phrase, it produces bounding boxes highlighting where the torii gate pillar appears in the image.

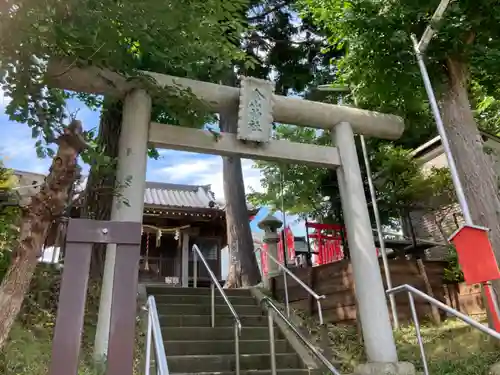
[94,89,152,361]
[334,122,400,367]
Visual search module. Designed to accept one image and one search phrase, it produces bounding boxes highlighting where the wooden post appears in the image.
[49,219,142,375]
[182,232,189,287]
[416,258,441,324]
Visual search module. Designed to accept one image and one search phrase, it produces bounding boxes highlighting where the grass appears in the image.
[1,321,145,375]
[395,319,500,375]
[0,265,145,375]
[295,309,500,375]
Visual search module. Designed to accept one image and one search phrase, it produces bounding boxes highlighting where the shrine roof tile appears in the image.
[144,182,218,209]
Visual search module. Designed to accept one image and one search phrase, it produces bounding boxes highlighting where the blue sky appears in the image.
[0,92,306,237]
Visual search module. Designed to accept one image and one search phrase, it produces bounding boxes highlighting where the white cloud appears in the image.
[148,153,264,200]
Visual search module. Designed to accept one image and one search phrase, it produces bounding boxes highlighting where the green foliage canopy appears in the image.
[0,0,249,143]
[300,0,500,114]
[250,0,500,226]
[249,123,454,226]
[0,162,19,281]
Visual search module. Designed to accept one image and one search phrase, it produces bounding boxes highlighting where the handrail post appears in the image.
[234,322,241,375]
[145,296,170,375]
[407,291,429,375]
[192,245,241,375]
[316,300,324,325]
[193,251,198,288]
[211,282,215,328]
[262,297,342,375]
[387,283,500,375]
[145,309,152,375]
[254,247,325,322]
[283,272,290,318]
[268,308,277,375]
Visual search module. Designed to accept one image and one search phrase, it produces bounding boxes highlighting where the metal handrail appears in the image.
[192,244,242,375]
[145,296,169,375]
[387,284,500,375]
[256,247,326,324]
[262,297,342,375]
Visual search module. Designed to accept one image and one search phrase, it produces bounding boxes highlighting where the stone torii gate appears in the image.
[47,60,411,374]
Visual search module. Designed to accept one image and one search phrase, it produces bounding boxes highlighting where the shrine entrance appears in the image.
[46,59,406,371]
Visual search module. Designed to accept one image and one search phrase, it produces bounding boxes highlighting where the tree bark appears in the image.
[440,56,500,314]
[0,120,86,349]
[220,98,261,288]
[416,258,441,324]
[83,99,122,278]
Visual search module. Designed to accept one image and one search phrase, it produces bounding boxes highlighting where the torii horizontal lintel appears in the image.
[148,122,341,169]
[46,59,404,140]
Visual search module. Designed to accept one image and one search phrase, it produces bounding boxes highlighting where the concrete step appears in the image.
[162,327,281,341]
[156,303,264,316]
[164,339,291,356]
[171,371,312,375]
[159,314,269,327]
[146,286,252,297]
[154,294,256,306]
[167,353,302,373]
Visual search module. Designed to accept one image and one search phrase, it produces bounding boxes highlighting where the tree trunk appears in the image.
[83,99,122,278]
[220,99,261,288]
[0,120,86,349]
[416,258,441,324]
[440,56,500,317]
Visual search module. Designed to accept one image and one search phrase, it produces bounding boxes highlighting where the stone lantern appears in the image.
[258,214,283,287]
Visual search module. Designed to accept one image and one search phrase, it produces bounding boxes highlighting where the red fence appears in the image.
[307,222,345,264]
[259,222,386,274]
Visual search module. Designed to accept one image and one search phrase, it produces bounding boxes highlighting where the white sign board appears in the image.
[237,76,275,143]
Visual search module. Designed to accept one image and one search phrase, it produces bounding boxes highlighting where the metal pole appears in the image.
[234,322,241,375]
[211,282,215,328]
[411,34,473,225]
[268,308,277,375]
[283,272,290,317]
[412,0,500,330]
[145,309,152,375]
[360,135,399,329]
[488,281,500,317]
[417,0,452,53]
[485,280,500,329]
[316,299,324,325]
[193,251,198,288]
[407,292,429,375]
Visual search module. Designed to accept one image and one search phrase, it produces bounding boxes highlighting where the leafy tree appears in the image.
[1,0,247,136]
[0,0,251,278]
[0,162,19,282]
[0,0,253,353]
[222,0,345,287]
[299,0,500,297]
[0,120,85,350]
[249,125,454,232]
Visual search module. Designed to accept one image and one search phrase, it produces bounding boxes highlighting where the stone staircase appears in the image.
[146,285,312,375]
